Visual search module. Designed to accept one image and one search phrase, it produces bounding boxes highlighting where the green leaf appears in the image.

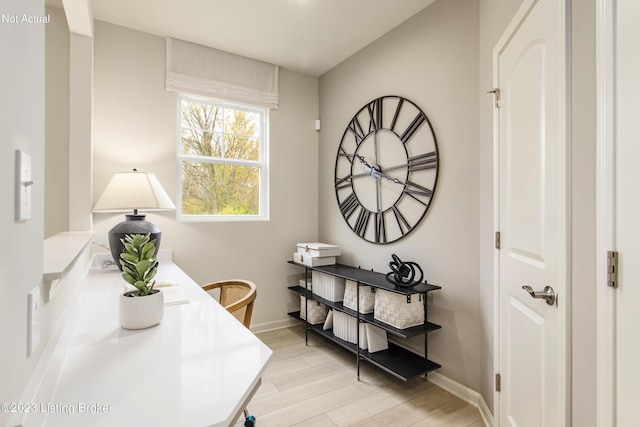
[133,280,147,293]
[141,241,156,259]
[133,234,150,248]
[124,242,138,256]
[120,252,138,264]
[121,272,135,285]
[136,260,149,277]
[122,264,138,280]
[144,266,157,282]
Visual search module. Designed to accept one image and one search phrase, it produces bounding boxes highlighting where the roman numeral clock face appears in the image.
[334,96,439,244]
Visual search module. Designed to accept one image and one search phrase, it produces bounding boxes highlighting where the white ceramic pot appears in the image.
[119,289,164,330]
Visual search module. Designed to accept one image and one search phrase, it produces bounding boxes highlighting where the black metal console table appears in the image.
[287,261,442,381]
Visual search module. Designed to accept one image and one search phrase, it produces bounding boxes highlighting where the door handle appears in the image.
[522,285,556,306]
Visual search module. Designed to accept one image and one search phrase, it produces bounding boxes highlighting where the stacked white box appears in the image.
[342,280,375,314]
[293,252,335,266]
[298,278,312,293]
[296,243,341,257]
[294,243,340,267]
[311,271,345,302]
[374,289,425,329]
[299,295,329,325]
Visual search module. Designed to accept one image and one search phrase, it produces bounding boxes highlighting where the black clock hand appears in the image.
[356,154,372,169]
[383,152,437,174]
[351,171,374,179]
[356,155,380,178]
[374,172,434,200]
[355,155,382,214]
[376,171,404,185]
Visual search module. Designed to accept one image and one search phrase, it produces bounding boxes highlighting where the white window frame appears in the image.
[176,94,269,222]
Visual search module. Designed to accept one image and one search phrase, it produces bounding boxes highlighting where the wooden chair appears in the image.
[201,279,258,426]
[201,279,256,329]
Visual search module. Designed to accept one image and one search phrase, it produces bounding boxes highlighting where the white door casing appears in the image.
[493,0,569,425]
[595,0,615,425]
[596,0,640,425]
[614,2,640,424]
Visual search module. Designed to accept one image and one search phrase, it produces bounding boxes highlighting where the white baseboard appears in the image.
[250,317,298,334]
[427,371,494,427]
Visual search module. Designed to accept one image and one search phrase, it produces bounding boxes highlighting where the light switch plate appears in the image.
[28,286,41,356]
[15,150,33,221]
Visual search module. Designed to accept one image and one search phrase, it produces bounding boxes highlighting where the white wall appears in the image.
[0,1,45,421]
[0,1,46,423]
[45,6,70,238]
[91,21,320,329]
[0,8,96,425]
[319,0,482,392]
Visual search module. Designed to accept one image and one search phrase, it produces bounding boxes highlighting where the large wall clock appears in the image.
[334,95,439,244]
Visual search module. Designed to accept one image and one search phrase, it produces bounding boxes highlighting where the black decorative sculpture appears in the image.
[385,254,425,288]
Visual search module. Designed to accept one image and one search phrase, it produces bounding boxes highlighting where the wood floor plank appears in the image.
[325,388,419,426]
[269,359,352,391]
[256,384,367,426]
[349,401,436,427]
[291,413,338,427]
[247,326,485,427]
[249,369,358,415]
[261,357,312,381]
[409,400,482,427]
[250,379,279,399]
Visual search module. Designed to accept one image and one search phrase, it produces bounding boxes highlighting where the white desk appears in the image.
[39,263,272,427]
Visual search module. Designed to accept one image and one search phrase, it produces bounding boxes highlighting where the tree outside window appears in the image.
[178,96,268,220]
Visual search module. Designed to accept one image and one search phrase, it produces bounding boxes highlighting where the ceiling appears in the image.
[47,0,436,76]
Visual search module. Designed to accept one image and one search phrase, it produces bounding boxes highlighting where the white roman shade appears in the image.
[166,37,279,109]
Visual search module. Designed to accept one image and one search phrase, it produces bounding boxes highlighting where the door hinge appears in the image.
[487,88,501,108]
[495,231,501,250]
[607,251,618,288]
[495,373,501,392]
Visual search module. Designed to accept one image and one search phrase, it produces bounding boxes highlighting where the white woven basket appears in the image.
[342,280,375,314]
[300,295,329,324]
[373,289,424,329]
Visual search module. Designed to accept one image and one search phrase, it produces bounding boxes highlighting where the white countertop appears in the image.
[40,263,272,427]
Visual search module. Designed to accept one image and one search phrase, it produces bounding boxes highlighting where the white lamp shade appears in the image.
[93,170,176,212]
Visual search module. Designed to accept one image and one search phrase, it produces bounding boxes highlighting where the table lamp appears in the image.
[93,169,176,269]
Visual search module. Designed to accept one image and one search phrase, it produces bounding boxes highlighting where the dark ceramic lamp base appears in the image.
[108,214,162,270]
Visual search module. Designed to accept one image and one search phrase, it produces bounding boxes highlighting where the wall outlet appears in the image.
[27,286,41,356]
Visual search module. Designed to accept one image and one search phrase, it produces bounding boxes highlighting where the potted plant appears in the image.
[118,233,164,329]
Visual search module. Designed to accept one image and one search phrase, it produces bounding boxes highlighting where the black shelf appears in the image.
[288,260,442,381]
[359,311,442,339]
[288,261,441,295]
[289,285,441,339]
[288,311,441,381]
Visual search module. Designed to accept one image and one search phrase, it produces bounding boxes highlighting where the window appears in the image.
[177,95,268,221]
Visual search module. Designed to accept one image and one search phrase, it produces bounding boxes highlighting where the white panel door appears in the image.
[495,0,568,425]
[615,1,640,424]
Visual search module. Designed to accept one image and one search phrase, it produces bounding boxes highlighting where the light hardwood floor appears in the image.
[237,326,483,427]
